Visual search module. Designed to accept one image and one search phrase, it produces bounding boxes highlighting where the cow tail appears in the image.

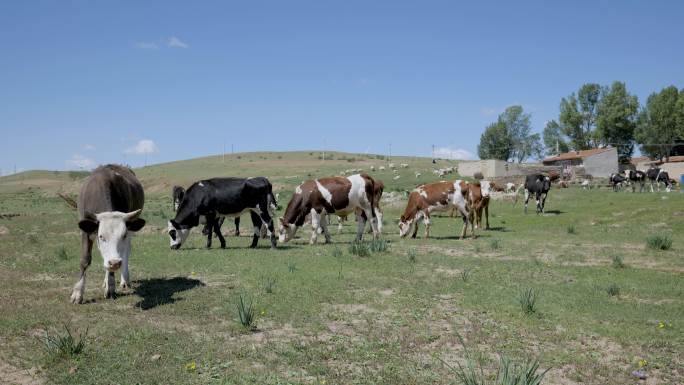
[58,192,78,210]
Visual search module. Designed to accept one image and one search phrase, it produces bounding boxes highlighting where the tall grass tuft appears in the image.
[646,235,672,251]
[440,333,549,385]
[611,255,625,269]
[461,268,472,282]
[348,241,371,257]
[42,324,87,359]
[519,288,538,315]
[566,224,576,235]
[287,262,297,273]
[236,293,256,330]
[56,245,69,260]
[407,248,417,263]
[331,246,344,259]
[263,277,276,294]
[489,238,501,250]
[606,283,620,297]
[369,239,390,253]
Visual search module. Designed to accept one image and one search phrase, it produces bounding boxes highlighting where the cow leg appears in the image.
[120,237,132,290]
[310,209,321,244]
[423,213,431,239]
[411,217,420,239]
[319,212,332,244]
[484,203,490,230]
[375,207,383,234]
[234,217,240,236]
[70,232,92,304]
[214,218,226,249]
[524,189,530,214]
[249,211,262,248]
[458,207,470,239]
[337,216,344,234]
[103,271,116,299]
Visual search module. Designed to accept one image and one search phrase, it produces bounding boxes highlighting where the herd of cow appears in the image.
[65,164,553,303]
[609,167,675,193]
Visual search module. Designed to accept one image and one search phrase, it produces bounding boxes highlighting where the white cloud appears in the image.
[83,144,96,151]
[136,41,159,49]
[67,154,96,170]
[167,36,188,48]
[126,139,159,155]
[480,107,497,116]
[433,147,474,160]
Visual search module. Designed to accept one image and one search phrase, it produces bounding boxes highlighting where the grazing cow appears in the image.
[581,180,591,190]
[505,182,517,193]
[173,185,234,236]
[646,168,672,192]
[523,174,551,214]
[623,170,646,193]
[168,177,277,250]
[278,174,379,244]
[71,165,146,304]
[610,173,627,192]
[398,180,472,239]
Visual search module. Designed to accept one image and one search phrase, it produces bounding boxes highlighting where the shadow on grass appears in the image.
[133,277,204,310]
[484,226,508,232]
[542,210,565,215]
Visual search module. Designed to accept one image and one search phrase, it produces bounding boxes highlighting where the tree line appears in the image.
[477,83,684,163]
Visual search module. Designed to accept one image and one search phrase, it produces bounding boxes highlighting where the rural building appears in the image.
[542,148,618,178]
[457,159,554,179]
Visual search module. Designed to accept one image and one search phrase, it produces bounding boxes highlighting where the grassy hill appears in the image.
[0,151,457,196]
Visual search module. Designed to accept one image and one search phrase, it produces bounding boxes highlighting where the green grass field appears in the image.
[0,151,682,385]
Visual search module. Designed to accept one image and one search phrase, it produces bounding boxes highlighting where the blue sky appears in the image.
[1,1,683,173]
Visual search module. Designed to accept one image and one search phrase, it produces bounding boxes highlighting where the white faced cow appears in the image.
[278,174,379,244]
[398,180,472,239]
[71,165,146,304]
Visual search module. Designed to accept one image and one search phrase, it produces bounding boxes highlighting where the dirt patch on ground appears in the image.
[0,361,42,385]
[0,226,9,236]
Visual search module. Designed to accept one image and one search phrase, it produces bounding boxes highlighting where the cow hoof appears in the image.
[120,282,130,290]
[70,292,83,304]
[104,289,117,299]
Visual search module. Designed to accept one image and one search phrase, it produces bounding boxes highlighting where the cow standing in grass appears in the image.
[623,170,646,193]
[523,174,551,214]
[278,174,379,244]
[473,181,493,230]
[168,177,277,250]
[610,173,627,192]
[398,180,472,239]
[71,165,146,304]
[646,168,672,192]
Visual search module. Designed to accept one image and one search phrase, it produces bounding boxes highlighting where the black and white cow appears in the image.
[609,173,627,192]
[646,168,672,192]
[168,177,277,249]
[523,174,551,214]
[623,170,646,193]
[173,185,239,236]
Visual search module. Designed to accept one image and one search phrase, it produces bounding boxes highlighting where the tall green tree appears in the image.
[542,120,569,155]
[559,83,601,150]
[635,86,683,160]
[500,105,538,162]
[596,81,639,163]
[477,120,511,160]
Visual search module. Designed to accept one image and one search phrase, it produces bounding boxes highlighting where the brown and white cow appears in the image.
[472,181,494,230]
[71,165,146,304]
[336,178,385,234]
[398,180,473,239]
[278,174,379,244]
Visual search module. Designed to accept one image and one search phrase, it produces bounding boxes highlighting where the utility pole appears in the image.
[388,143,392,163]
[432,144,435,160]
[231,144,234,155]
[223,141,226,163]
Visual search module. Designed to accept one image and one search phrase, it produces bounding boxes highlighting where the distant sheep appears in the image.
[379,166,386,171]
[393,175,401,180]
[370,166,376,171]
[415,172,421,178]
[400,163,409,168]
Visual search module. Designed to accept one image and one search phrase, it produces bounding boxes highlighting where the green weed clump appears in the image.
[42,324,87,359]
[369,239,390,253]
[646,235,672,251]
[519,288,538,315]
[489,238,501,250]
[566,224,576,235]
[606,283,620,297]
[263,277,276,294]
[611,255,625,269]
[56,245,69,260]
[348,241,371,257]
[236,293,256,330]
[461,268,472,282]
[407,248,417,263]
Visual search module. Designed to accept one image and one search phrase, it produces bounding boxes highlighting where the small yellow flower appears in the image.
[190,271,197,276]
[638,359,648,368]
[260,310,266,316]
[658,321,665,329]
[185,361,197,371]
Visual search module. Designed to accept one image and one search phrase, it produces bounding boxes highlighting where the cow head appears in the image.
[398,215,413,237]
[277,217,298,243]
[168,220,191,249]
[78,209,145,272]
